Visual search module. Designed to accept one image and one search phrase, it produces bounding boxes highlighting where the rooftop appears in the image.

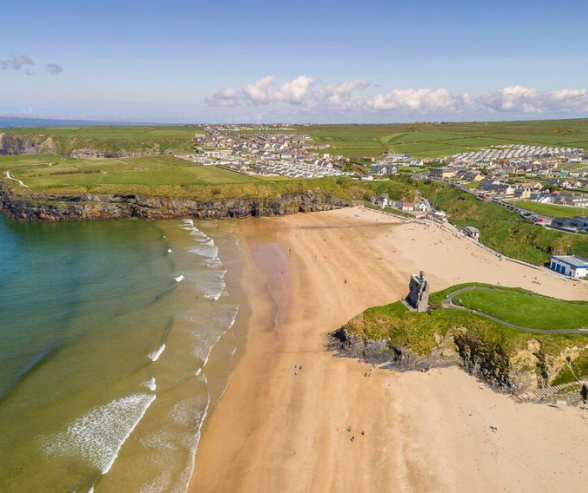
[552,255,588,268]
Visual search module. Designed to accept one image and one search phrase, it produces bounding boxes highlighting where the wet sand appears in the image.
[189,207,588,493]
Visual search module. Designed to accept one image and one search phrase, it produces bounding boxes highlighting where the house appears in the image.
[371,194,389,208]
[371,164,398,176]
[392,201,415,211]
[550,255,588,278]
[462,226,480,240]
[429,167,457,179]
[551,217,588,232]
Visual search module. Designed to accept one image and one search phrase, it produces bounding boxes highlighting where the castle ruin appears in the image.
[407,271,429,312]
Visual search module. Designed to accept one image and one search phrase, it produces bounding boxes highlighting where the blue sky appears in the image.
[2,0,588,123]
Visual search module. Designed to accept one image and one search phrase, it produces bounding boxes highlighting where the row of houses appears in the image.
[370,193,426,212]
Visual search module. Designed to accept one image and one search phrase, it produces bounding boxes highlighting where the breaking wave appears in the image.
[149,344,166,362]
[42,393,157,475]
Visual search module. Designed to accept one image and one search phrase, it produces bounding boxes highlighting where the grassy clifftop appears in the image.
[343,283,588,388]
[1,125,199,155]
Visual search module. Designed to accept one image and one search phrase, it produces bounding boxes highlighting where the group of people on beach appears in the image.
[346,426,365,443]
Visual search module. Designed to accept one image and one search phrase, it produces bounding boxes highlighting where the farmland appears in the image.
[3,119,588,160]
[300,119,588,158]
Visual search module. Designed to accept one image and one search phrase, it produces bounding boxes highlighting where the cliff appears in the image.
[0,133,58,155]
[329,306,588,396]
[0,182,351,221]
[0,134,180,158]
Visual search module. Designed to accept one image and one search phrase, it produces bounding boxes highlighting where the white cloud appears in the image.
[205,87,241,107]
[207,77,588,116]
[364,88,460,112]
[46,63,64,75]
[208,75,316,107]
[0,55,35,71]
[315,79,370,109]
[242,75,315,105]
[477,85,588,113]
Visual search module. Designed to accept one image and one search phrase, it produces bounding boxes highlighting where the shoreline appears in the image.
[189,207,588,493]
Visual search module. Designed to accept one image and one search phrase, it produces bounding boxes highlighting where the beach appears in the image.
[189,207,588,493]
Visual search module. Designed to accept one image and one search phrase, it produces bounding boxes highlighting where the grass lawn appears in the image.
[346,282,588,385]
[513,200,588,218]
[2,154,261,192]
[454,287,588,330]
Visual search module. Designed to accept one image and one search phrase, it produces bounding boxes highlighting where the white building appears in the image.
[550,255,588,278]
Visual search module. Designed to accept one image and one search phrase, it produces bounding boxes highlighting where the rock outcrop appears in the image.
[329,326,588,394]
[0,183,351,222]
[0,134,58,155]
[68,146,170,159]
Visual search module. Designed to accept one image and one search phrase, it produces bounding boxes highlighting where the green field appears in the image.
[513,200,588,218]
[294,119,588,158]
[1,125,200,154]
[0,153,420,202]
[454,286,588,331]
[1,154,259,192]
[3,119,588,160]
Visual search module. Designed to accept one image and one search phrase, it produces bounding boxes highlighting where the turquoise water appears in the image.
[0,215,241,492]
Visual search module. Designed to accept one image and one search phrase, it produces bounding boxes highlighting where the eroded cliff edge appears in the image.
[328,304,588,404]
[0,182,351,221]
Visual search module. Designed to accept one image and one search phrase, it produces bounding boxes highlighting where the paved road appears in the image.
[442,286,588,335]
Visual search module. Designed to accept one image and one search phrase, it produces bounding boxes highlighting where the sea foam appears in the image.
[42,393,156,474]
[149,344,166,362]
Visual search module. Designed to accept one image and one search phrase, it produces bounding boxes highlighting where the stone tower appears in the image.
[407,271,429,312]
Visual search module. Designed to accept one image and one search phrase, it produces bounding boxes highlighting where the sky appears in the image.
[2,0,588,123]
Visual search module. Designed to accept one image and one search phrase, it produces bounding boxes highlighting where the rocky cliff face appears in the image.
[0,134,175,158]
[0,133,58,155]
[329,326,587,393]
[0,183,351,222]
[68,146,170,159]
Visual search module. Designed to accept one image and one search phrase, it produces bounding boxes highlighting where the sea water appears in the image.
[0,215,242,492]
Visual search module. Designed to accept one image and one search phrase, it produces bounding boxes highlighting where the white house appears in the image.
[550,255,588,278]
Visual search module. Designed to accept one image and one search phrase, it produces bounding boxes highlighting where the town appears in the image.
[172,126,588,279]
[175,127,588,231]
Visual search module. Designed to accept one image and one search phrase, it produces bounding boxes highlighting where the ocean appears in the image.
[0,215,244,492]
[0,117,155,128]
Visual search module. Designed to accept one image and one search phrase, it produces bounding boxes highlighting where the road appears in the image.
[418,175,554,225]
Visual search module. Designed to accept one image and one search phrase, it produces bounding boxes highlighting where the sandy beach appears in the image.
[189,207,588,493]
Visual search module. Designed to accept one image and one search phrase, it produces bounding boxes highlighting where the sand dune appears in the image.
[189,207,588,493]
